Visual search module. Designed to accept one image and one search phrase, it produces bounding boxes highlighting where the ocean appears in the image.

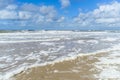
[0,31,120,80]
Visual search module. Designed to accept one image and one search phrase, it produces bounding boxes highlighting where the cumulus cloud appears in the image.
[0,4,32,20]
[57,16,65,22]
[6,4,17,10]
[39,5,57,22]
[73,1,120,27]
[60,0,70,8]
[0,1,64,27]
[0,0,14,8]
[20,3,39,12]
[19,11,32,19]
[1,0,120,29]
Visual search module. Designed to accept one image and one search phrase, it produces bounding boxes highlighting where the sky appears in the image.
[0,0,120,30]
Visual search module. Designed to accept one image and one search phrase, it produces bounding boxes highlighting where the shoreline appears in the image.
[1,50,109,80]
[13,52,109,80]
[0,31,120,80]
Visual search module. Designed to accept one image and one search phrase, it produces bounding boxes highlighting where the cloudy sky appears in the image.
[0,0,120,30]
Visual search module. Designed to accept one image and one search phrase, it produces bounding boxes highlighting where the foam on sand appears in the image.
[95,48,120,79]
[14,39,120,79]
[0,31,120,80]
[1,51,120,80]
[13,51,119,80]
[12,45,120,80]
[0,48,112,80]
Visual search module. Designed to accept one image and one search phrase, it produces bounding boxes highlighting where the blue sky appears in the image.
[0,0,120,30]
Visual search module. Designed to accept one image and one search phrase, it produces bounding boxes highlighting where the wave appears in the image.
[1,44,120,80]
[0,31,120,80]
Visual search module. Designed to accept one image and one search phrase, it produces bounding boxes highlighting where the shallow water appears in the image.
[0,31,120,80]
[15,51,120,80]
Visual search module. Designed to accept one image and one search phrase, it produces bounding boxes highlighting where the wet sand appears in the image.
[13,52,113,80]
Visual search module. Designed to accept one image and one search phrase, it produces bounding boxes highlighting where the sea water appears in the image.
[0,31,120,80]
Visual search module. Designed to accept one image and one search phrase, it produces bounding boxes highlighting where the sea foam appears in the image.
[0,31,120,80]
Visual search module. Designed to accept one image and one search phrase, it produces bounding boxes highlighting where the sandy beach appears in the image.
[1,31,120,80]
[13,52,119,80]
[1,0,120,79]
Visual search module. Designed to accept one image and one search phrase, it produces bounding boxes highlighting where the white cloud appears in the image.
[0,0,120,29]
[35,15,45,23]
[19,11,32,19]
[60,0,70,8]
[57,16,65,22]
[21,3,39,12]
[40,6,56,14]
[0,3,64,27]
[6,4,17,10]
[0,10,18,19]
[0,0,14,8]
[39,5,58,22]
[0,5,32,20]
[73,1,120,27]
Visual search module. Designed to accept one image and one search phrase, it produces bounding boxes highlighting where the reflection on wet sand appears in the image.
[14,52,109,80]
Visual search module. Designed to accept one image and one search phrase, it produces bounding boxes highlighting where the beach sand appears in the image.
[13,52,112,80]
